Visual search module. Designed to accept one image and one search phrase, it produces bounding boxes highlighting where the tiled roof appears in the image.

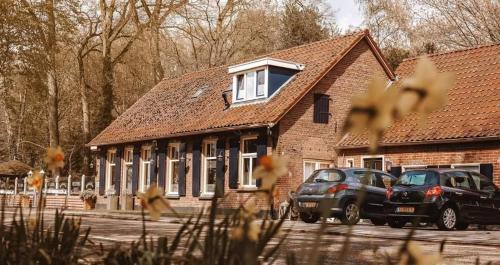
[90,31,391,146]
[338,44,500,148]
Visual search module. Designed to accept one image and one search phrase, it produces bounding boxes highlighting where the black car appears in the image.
[385,169,500,230]
[294,168,397,225]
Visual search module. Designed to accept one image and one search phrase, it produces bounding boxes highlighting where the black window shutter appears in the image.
[192,140,202,197]
[229,138,239,189]
[98,149,106,195]
[178,142,187,196]
[389,166,402,178]
[149,142,157,186]
[157,140,167,190]
[215,139,226,197]
[480,163,493,180]
[132,144,140,195]
[314,94,330,124]
[114,146,123,195]
[255,134,267,187]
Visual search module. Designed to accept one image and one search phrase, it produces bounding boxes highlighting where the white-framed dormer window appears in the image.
[122,147,134,194]
[202,140,217,195]
[140,146,152,192]
[234,68,267,102]
[106,149,116,193]
[167,143,180,195]
[240,136,258,187]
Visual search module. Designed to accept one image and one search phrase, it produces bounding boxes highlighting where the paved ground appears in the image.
[3,209,500,264]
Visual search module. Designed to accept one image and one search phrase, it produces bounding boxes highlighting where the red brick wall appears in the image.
[275,39,391,200]
[337,141,500,185]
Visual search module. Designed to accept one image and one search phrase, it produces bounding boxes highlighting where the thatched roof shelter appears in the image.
[0,160,33,178]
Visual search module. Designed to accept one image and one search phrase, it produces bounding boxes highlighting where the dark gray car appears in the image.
[294,168,396,225]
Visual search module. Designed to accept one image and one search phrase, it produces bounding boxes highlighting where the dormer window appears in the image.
[235,69,267,101]
[229,57,304,104]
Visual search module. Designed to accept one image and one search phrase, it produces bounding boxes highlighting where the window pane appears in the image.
[125,150,133,162]
[236,75,244,99]
[243,138,257,154]
[126,165,133,192]
[304,162,314,180]
[257,70,265,96]
[143,165,150,187]
[170,146,179,159]
[143,149,151,160]
[319,163,330,169]
[206,143,216,157]
[243,157,251,185]
[251,157,257,186]
[171,161,179,193]
[246,72,256,99]
[206,159,216,193]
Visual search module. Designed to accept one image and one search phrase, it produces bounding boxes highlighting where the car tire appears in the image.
[340,202,360,225]
[300,212,320,223]
[370,217,386,226]
[436,206,457,231]
[455,222,469,230]
[387,218,406,228]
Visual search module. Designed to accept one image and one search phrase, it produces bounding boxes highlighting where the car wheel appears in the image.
[370,217,386,226]
[340,202,360,225]
[455,222,469,230]
[387,218,406,228]
[300,212,320,223]
[436,206,457,231]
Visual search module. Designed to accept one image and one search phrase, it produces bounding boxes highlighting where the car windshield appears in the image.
[305,169,345,183]
[396,171,439,186]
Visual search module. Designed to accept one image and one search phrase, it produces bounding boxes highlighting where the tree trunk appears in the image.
[99,52,114,132]
[46,0,59,148]
[149,25,164,83]
[0,77,14,160]
[78,56,91,175]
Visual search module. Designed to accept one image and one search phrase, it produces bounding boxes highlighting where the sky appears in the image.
[327,0,364,32]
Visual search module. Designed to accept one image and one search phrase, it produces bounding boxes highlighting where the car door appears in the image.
[470,172,500,224]
[445,171,482,221]
[354,170,385,217]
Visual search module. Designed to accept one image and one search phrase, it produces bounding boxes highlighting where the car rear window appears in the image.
[305,169,345,183]
[396,171,439,186]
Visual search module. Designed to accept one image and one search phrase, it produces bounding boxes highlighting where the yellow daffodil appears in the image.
[137,185,170,221]
[28,172,43,191]
[398,242,443,265]
[253,156,288,190]
[231,220,261,242]
[242,199,259,219]
[45,146,65,171]
[342,76,400,151]
[397,57,455,119]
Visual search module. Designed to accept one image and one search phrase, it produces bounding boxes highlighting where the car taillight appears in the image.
[327,184,348,194]
[385,187,393,199]
[425,186,443,197]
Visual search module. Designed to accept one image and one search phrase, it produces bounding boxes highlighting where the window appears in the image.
[303,160,331,181]
[470,172,497,192]
[451,163,480,172]
[396,171,439,186]
[446,172,473,190]
[305,169,344,183]
[106,150,116,193]
[123,148,133,194]
[313,94,330,123]
[167,143,180,194]
[202,141,217,194]
[346,159,354,168]
[140,147,152,192]
[352,171,377,186]
[240,137,258,187]
[362,156,384,171]
[402,165,427,172]
[233,68,267,102]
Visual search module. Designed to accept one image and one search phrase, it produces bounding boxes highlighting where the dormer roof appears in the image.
[227,57,305,74]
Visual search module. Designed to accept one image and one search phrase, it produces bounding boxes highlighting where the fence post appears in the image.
[14,177,18,195]
[81,174,86,191]
[67,175,71,196]
[55,175,59,196]
[23,177,27,193]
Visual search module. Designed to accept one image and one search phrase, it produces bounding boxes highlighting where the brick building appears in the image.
[337,44,500,186]
[88,31,395,210]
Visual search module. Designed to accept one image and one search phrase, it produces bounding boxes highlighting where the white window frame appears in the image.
[106,149,117,194]
[122,147,134,194]
[361,155,385,171]
[232,67,268,103]
[451,163,480,172]
[303,160,331,181]
[167,142,180,195]
[201,139,217,195]
[239,136,258,188]
[401,164,427,172]
[139,146,152,192]
[346,158,354,168]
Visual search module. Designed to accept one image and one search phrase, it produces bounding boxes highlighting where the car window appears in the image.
[352,171,377,186]
[470,172,497,192]
[396,171,439,186]
[377,173,393,188]
[446,171,474,190]
[305,169,345,183]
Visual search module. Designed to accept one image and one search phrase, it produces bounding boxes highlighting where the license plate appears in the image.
[300,202,317,208]
[396,207,414,213]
